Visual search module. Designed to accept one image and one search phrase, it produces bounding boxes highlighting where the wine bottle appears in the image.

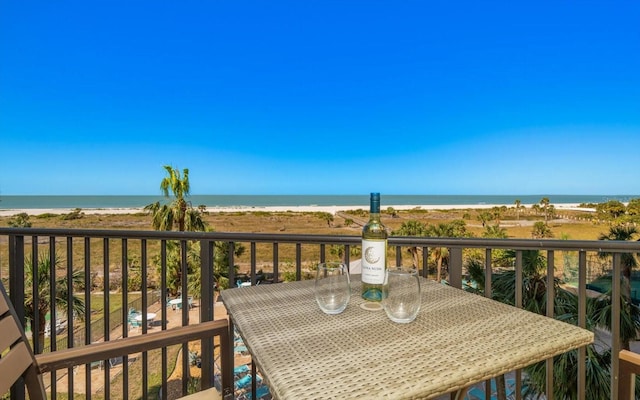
[361,192,387,301]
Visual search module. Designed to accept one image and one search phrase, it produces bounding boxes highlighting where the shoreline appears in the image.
[0,203,592,217]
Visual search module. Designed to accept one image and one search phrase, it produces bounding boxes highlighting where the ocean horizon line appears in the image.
[0,194,637,210]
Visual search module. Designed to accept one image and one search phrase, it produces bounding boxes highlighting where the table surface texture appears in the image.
[221,275,593,400]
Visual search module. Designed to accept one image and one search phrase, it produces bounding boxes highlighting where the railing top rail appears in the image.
[1,227,639,253]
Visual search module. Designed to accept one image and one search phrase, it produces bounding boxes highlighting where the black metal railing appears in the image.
[2,227,640,399]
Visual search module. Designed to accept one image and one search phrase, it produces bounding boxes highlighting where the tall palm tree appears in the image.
[24,253,85,352]
[391,220,427,268]
[540,197,551,222]
[514,199,522,221]
[144,165,205,232]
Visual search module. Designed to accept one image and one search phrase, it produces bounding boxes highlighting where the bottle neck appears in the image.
[370,205,381,220]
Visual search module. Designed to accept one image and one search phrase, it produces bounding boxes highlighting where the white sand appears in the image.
[0,203,590,217]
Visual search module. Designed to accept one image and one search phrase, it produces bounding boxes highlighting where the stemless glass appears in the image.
[315,262,351,314]
[382,267,421,323]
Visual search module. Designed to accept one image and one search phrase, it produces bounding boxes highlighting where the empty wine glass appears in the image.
[382,267,421,323]
[315,262,351,314]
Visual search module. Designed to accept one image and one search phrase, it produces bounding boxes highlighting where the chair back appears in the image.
[619,350,640,399]
[0,281,47,400]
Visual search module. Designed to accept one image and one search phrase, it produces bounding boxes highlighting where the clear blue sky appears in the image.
[1,1,639,195]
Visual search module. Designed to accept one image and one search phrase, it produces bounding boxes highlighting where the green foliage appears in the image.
[596,200,626,219]
[316,212,334,226]
[61,208,84,220]
[476,211,492,227]
[627,198,640,216]
[392,220,427,236]
[531,221,553,238]
[24,252,85,352]
[344,208,368,217]
[8,212,32,227]
[482,224,508,239]
[144,165,206,232]
[466,248,640,399]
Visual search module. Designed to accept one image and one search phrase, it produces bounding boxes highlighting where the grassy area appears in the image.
[0,207,613,279]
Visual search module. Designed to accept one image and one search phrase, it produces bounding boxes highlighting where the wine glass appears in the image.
[315,262,351,314]
[382,267,421,323]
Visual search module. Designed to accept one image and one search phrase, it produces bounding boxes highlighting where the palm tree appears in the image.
[540,197,551,222]
[531,221,554,239]
[391,220,428,268]
[598,224,639,285]
[514,199,522,221]
[597,223,640,350]
[425,220,468,282]
[24,253,85,352]
[482,224,507,239]
[466,248,640,398]
[144,165,205,232]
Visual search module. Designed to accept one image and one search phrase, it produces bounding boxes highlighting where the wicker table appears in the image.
[220,275,593,399]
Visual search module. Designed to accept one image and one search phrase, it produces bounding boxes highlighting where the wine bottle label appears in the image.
[361,239,386,284]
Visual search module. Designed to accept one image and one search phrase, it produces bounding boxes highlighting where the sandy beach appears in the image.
[0,203,590,217]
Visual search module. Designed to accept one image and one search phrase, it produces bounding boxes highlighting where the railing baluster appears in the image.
[8,234,26,400]
[49,236,57,399]
[141,238,149,399]
[273,243,279,283]
[103,237,111,398]
[296,243,302,280]
[449,247,462,288]
[160,239,168,400]
[611,253,622,400]
[31,235,40,356]
[66,236,74,395]
[84,237,92,396]
[251,242,257,285]
[421,246,428,279]
[200,239,215,391]
[122,237,129,400]
[577,251,587,400]
[180,239,189,396]
[484,248,492,298]
[546,250,555,400]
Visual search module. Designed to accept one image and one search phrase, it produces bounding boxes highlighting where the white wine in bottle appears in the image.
[361,192,387,301]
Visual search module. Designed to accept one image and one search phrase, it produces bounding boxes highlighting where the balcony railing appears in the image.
[1,227,640,399]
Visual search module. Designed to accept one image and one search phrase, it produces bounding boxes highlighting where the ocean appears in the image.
[0,194,636,210]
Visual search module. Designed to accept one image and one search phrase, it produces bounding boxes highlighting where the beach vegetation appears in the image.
[531,221,554,239]
[476,211,492,227]
[596,200,627,220]
[316,212,334,227]
[627,198,640,216]
[61,208,84,220]
[425,220,469,282]
[482,224,507,239]
[392,220,428,269]
[514,199,523,220]
[8,212,31,227]
[24,252,85,352]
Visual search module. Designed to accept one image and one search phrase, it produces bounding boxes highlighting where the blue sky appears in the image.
[1,1,639,195]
